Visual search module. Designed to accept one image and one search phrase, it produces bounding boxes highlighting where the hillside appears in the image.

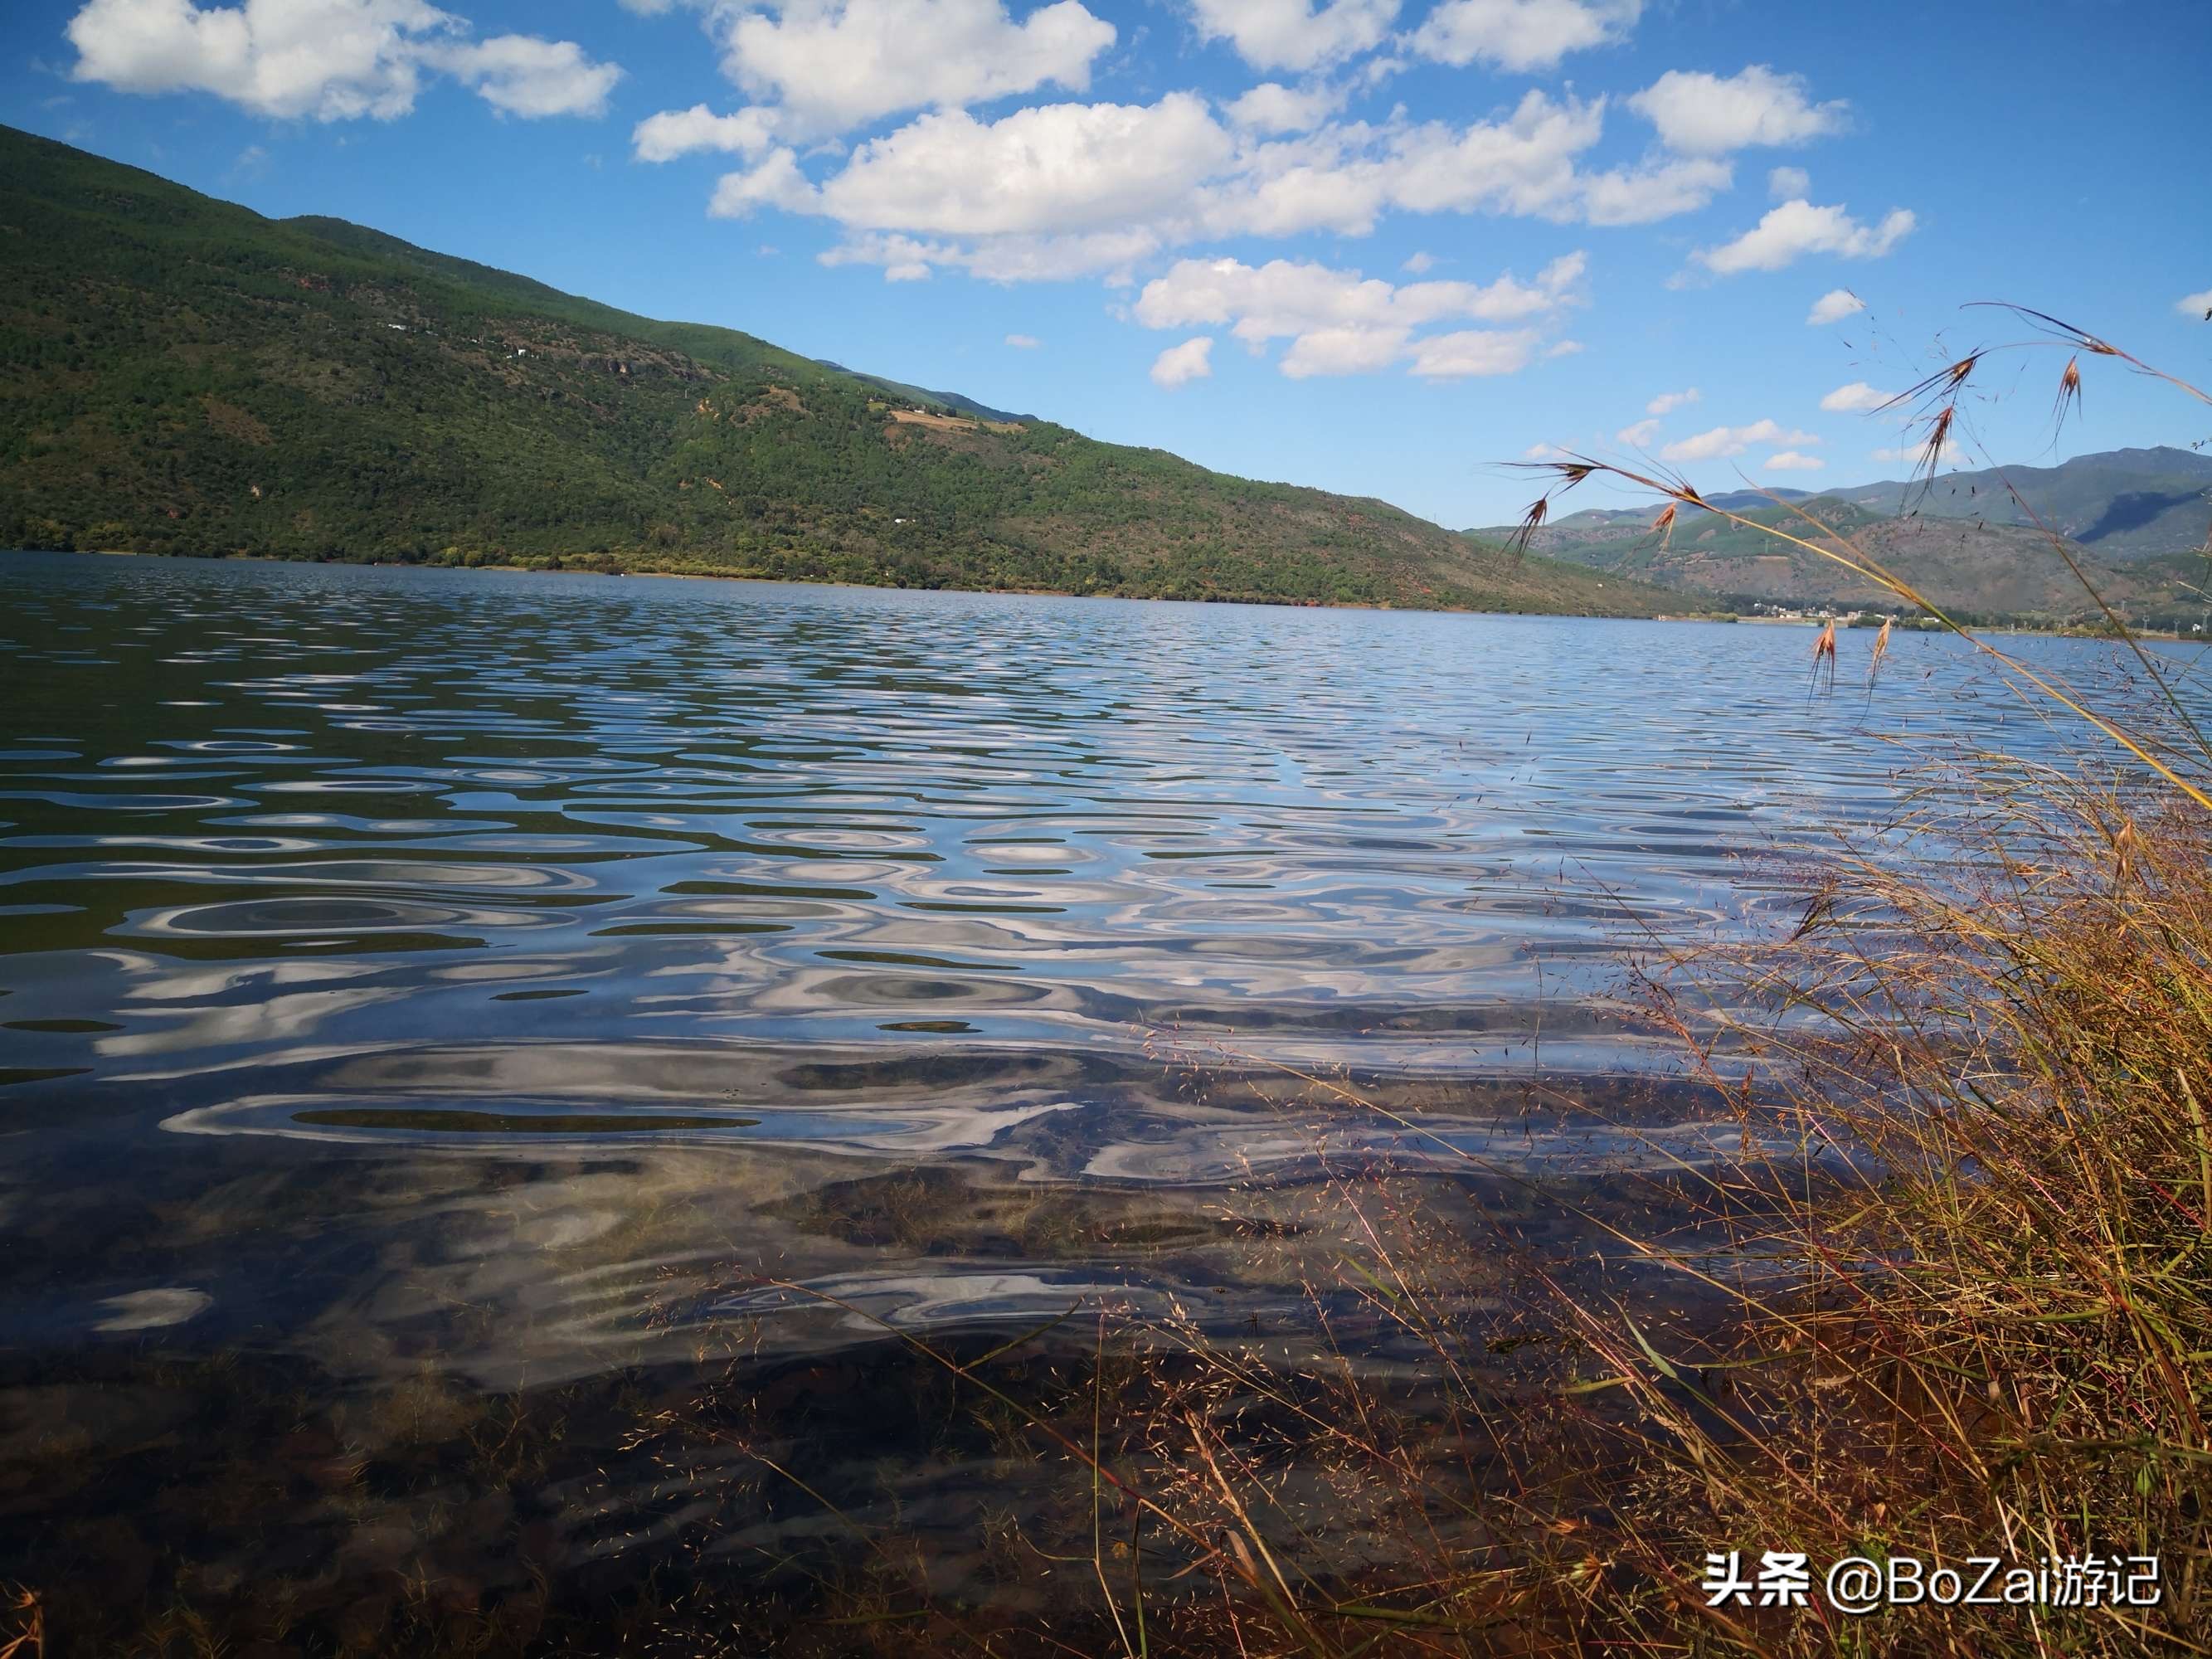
[1475,454,2212,623]
[0,125,1668,617]
[1826,448,2212,558]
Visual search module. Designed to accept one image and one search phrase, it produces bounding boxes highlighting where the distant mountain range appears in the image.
[1471,449,2212,621]
[0,124,1665,619]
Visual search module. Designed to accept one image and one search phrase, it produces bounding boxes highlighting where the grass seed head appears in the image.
[1506,495,1549,558]
[2054,354,2084,434]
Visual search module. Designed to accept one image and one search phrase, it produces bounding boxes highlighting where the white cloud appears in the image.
[64,0,617,121]
[1215,89,1726,236]
[1151,336,1214,387]
[1223,80,1345,134]
[426,34,621,117]
[1628,66,1845,155]
[2177,289,2212,318]
[722,89,1726,281]
[1767,163,1808,199]
[67,0,448,119]
[1188,0,1398,72]
[1646,386,1697,415]
[715,0,1116,138]
[1136,249,1583,338]
[1573,153,1733,226]
[1401,251,1436,272]
[1005,332,1041,347]
[1615,417,1659,445]
[1764,450,1823,471]
[1282,324,1410,376]
[1135,249,1581,378]
[1692,200,1914,277]
[795,96,1234,236]
[709,148,818,216]
[1819,380,1892,413]
[1544,338,1582,357]
[818,226,1166,282]
[1524,441,1572,459]
[1807,287,1863,325]
[1407,328,1541,378]
[633,103,780,161]
[1872,436,1971,469]
[1407,0,1640,72]
[1660,419,1818,462]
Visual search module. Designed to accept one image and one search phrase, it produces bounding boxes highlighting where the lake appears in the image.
[0,550,2161,1642]
[0,551,2142,1343]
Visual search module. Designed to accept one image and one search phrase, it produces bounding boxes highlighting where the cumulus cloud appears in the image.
[1151,336,1214,387]
[1615,416,1659,446]
[1402,251,1436,272]
[1407,0,1641,72]
[1767,163,1808,199]
[1690,199,1914,277]
[1134,249,1582,378]
[1646,386,1698,415]
[1628,65,1845,155]
[1407,328,1541,378]
[1819,380,1892,413]
[1660,419,1818,462]
[1136,249,1584,337]
[1223,80,1345,133]
[1281,324,1410,376]
[1872,436,1971,469]
[817,226,1167,282]
[788,96,1234,236]
[709,147,818,216]
[633,103,780,161]
[1005,332,1041,347]
[1807,287,1864,325]
[2177,288,2212,318]
[765,89,1726,280]
[1764,450,1823,471]
[425,34,622,117]
[713,0,1116,137]
[1187,0,1398,72]
[1574,153,1733,226]
[65,0,617,121]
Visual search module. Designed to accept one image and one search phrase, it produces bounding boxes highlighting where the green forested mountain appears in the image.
[1475,454,2212,624]
[0,125,1669,616]
[1489,494,2190,623]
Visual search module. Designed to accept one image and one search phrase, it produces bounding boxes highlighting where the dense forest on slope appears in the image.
[0,126,1671,616]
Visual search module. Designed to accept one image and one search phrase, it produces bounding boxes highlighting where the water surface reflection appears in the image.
[0,552,2147,1366]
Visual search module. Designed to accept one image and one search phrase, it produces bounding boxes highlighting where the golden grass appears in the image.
[892,306,2212,1654]
[12,305,2210,1657]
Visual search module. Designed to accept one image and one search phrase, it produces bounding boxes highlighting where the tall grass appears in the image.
[12,310,2209,1657]
[923,309,2212,1654]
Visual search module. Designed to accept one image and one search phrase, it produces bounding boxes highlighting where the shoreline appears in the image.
[7,543,1730,625]
[15,547,2151,635]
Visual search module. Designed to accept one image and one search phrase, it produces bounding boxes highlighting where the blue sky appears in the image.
[7,0,2210,526]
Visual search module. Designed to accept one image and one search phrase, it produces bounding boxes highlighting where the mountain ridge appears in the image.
[0,124,1669,619]
[1468,449,2211,621]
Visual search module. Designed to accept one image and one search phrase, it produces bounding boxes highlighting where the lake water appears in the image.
[0,551,2170,1642]
[0,550,2151,1362]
